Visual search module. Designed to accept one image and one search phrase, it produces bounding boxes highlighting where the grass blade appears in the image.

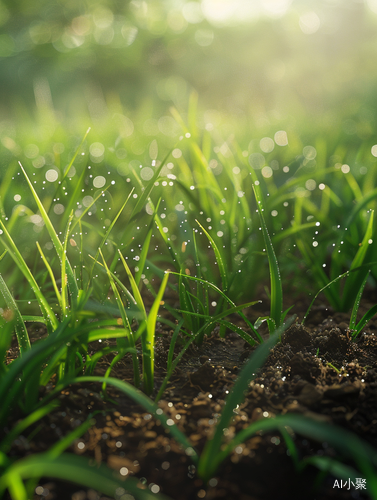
[19,162,79,312]
[0,404,56,454]
[144,271,170,395]
[342,210,374,311]
[349,271,369,332]
[90,187,135,271]
[352,304,377,339]
[253,184,283,329]
[198,317,295,480]
[57,375,198,461]
[0,453,172,500]
[0,275,30,353]
[196,219,228,292]
[117,249,147,320]
[0,220,59,330]
[36,242,62,307]
[301,270,350,324]
[129,148,173,221]
[99,249,140,388]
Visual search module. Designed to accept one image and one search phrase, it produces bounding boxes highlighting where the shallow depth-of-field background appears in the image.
[2,0,377,302]
[2,1,377,499]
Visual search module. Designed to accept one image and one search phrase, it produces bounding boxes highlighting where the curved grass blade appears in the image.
[62,128,91,183]
[117,249,147,320]
[301,270,350,324]
[19,162,79,313]
[198,317,295,480]
[99,249,140,388]
[129,148,173,221]
[90,188,135,272]
[46,415,96,459]
[196,220,228,292]
[0,453,173,500]
[0,275,30,353]
[56,375,198,462]
[0,221,59,331]
[349,271,369,332]
[352,304,377,339]
[169,271,262,341]
[341,210,374,311]
[0,403,57,454]
[0,317,70,427]
[215,414,377,493]
[36,242,61,307]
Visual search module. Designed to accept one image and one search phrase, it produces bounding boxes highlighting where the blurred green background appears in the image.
[1,0,377,143]
[2,0,377,307]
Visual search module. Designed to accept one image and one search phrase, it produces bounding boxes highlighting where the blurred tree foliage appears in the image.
[1,0,377,139]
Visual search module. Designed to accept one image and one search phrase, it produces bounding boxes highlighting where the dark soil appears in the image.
[4,291,377,500]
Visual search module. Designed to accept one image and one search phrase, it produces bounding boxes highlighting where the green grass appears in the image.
[2,107,377,499]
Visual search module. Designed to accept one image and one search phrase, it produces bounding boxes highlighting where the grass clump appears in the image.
[1,110,377,499]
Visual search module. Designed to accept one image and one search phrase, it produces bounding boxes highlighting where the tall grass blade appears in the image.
[62,127,91,183]
[342,210,374,311]
[198,317,295,480]
[301,270,350,324]
[118,249,147,320]
[129,148,173,221]
[0,275,30,353]
[253,184,283,328]
[204,413,377,492]
[0,404,56,454]
[36,242,62,307]
[0,310,15,376]
[196,220,228,292]
[91,188,134,270]
[53,128,91,224]
[19,162,79,310]
[0,317,70,427]
[352,304,377,339]
[349,271,369,332]
[99,249,140,388]
[59,375,198,461]
[144,271,170,395]
[0,453,172,500]
[0,221,58,330]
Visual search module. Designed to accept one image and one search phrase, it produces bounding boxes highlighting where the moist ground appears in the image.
[4,291,377,500]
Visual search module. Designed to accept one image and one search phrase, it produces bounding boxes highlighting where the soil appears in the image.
[3,289,377,500]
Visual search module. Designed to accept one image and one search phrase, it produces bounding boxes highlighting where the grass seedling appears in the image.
[302,265,377,339]
[253,183,283,331]
[0,276,30,354]
[169,270,262,345]
[348,270,377,339]
[0,453,171,500]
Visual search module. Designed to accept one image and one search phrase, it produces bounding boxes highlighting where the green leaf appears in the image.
[0,453,173,500]
[253,185,283,329]
[0,275,30,353]
[0,221,58,331]
[342,210,374,311]
[19,162,79,307]
[196,219,228,292]
[144,271,170,395]
[59,375,198,462]
[352,304,377,339]
[198,317,295,480]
